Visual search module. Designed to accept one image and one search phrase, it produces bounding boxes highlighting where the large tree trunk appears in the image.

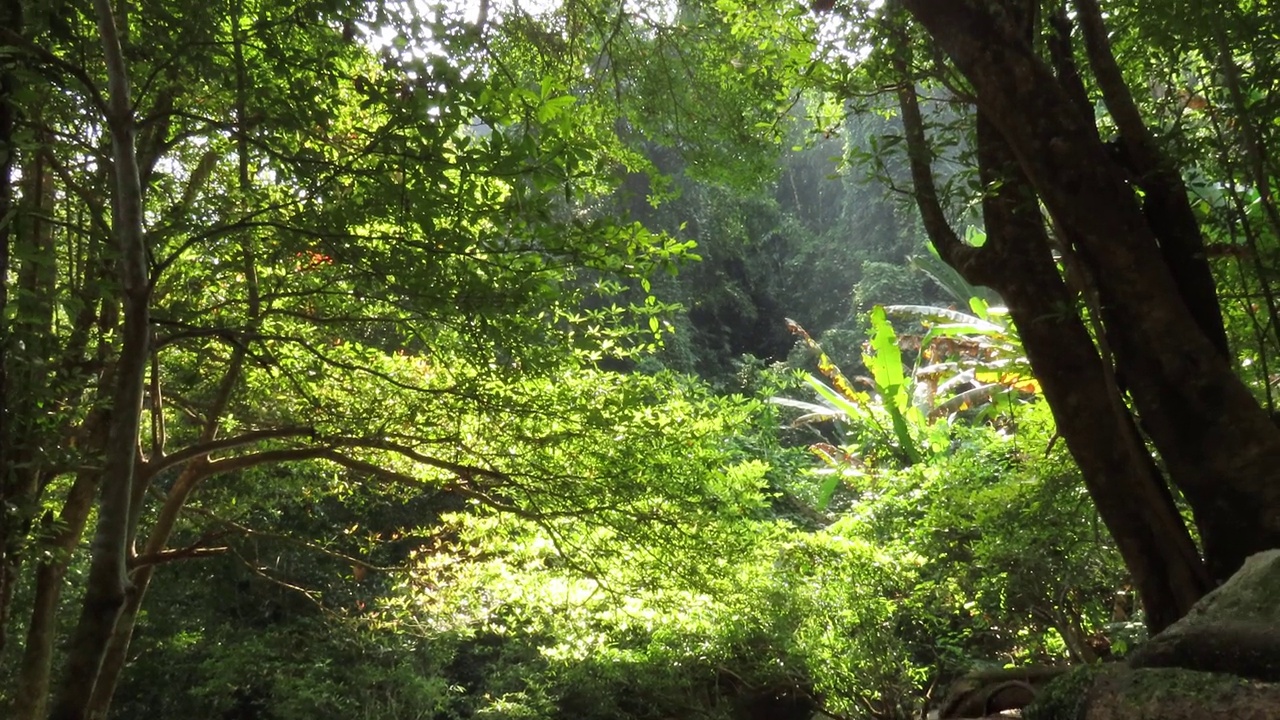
[971,113,1210,630]
[894,36,1210,629]
[900,0,1280,585]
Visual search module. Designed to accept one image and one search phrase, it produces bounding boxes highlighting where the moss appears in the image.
[1116,667,1249,707]
[1183,551,1280,626]
[1023,665,1102,720]
[1025,665,1260,720]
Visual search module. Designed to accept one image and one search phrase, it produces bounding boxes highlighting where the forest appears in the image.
[4,0,1280,718]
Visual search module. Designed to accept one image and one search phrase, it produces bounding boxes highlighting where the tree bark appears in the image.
[11,376,112,720]
[12,469,102,720]
[891,4,1210,630]
[900,0,1280,585]
[970,112,1209,630]
[49,1,151,717]
[0,0,20,656]
[1073,0,1229,361]
[85,5,263,708]
[85,464,205,719]
[3,127,60,623]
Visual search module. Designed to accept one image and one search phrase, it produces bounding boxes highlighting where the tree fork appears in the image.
[971,113,1209,630]
[1073,0,1229,361]
[900,0,1280,584]
[892,2,1210,628]
[50,1,151,717]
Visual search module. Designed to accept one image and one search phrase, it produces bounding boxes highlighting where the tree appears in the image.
[778,0,1280,630]
[0,1,781,717]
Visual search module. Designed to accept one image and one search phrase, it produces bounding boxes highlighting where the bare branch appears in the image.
[129,545,228,569]
[43,151,113,241]
[889,37,989,285]
[201,447,331,478]
[230,547,325,610]
[149,346,165,457]
[143,427,316,478]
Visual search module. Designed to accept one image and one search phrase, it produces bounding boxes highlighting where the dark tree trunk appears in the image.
[970,113,1210,630]
[900,0,1280,586]
[0,0,23,656]
[1072,0,1230,362]
[12,469,101,720]
[894,41,1210,629]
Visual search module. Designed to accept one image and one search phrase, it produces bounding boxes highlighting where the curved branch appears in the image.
[328,436,506,482]
[889,38,988,285]
[142,427,315,479]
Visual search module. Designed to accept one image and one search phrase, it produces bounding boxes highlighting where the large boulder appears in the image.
[1080,666,1280,720]
[1026,550,1280,720]
[1128,549,1280,681]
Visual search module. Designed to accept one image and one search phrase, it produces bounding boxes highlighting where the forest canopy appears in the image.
[3,0,1280,719]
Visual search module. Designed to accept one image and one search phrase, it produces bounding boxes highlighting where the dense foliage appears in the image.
[3,0,1280,719]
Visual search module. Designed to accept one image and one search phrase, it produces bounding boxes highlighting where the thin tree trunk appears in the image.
[0,0,21,657]
[12,469,102,720]
[85,8,260,709]
[2,129,58,664]
[1213,32,1280,260]
[49,1,151,717]
[86,462,207,718]
[12,380,112,720]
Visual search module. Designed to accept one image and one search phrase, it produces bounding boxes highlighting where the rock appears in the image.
[1025,551,1280,720]
[1026,665,1280,720]
[1023,664,1102,720]
[1129,549,1280,681]
[1082,665,1280,720]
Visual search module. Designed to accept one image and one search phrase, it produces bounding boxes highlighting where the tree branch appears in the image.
[129,543,228,570]
[184,507,408,572]
[1072,0,1153,164]
[142,427,316,479]
[328,435,508,483]
[889,37,988,285]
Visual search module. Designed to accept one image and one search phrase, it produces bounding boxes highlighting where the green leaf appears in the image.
[866,306,922,464]
[817,472,842,510]
[968,296,990,321]
[537,95,577,124]
[866,306,908,395]
[883,305,1004,333]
